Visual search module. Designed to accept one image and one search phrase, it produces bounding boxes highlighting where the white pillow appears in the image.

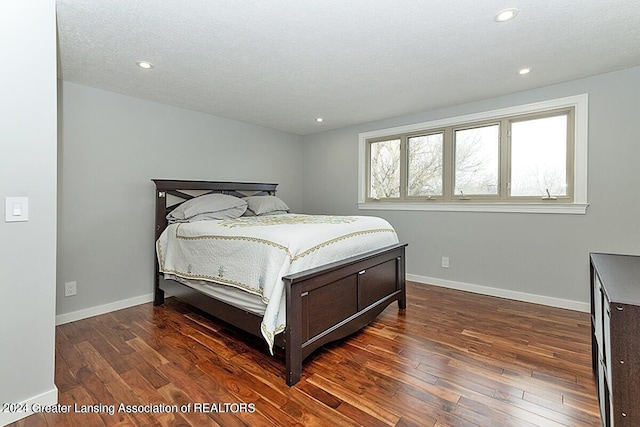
[167,194,247,223]
[243,195,290,216]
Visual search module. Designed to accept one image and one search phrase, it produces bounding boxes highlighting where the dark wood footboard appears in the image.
[283,243,406,385]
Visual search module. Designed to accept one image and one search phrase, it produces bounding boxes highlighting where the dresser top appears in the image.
[591,253,640,305]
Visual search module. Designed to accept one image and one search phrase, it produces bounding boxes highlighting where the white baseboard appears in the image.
[0,387,58,426]
[53,274,589,327]
[406,274,590,313]
[56,293,154,325]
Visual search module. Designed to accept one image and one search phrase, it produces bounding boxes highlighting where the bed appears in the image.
[152,179,407,385]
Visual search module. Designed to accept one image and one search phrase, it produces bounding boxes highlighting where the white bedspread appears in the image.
[156,214,399,352]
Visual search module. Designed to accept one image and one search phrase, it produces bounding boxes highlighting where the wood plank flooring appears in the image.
[9,282,600,426]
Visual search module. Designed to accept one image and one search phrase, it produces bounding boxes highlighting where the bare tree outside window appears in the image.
[408,133,443,197]
[370,139,401,198]
[454,125,499,196]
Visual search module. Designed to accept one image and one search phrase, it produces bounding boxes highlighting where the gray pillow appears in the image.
[167,194,247,223]
[243,195,290,216]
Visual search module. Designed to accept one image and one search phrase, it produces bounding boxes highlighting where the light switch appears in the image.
[5,197,28,222]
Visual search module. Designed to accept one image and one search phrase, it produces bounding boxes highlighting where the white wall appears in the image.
[56,82,304,319]
[0,1,58,424]
[302,66,640,310]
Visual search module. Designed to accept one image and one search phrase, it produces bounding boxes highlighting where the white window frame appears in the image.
[358,94,588,214]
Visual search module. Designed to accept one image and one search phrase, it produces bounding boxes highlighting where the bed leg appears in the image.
[397,253,407,310]
[154,287,165,306]
[398,279,407,309]
[285,321,302,385]
[154,268,165,306]
[286,352,302,386]
[398,293,406,310]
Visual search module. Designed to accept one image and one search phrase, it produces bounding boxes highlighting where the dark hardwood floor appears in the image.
[9,282,600,426]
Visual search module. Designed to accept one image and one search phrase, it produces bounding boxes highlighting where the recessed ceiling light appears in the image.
[518,67,532,75]
[316,117,324,123]
[137,61,154,69]
[495,8,518,22]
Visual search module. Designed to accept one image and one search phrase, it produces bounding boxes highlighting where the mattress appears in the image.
[163,273,267,315]
[156,213,399,352]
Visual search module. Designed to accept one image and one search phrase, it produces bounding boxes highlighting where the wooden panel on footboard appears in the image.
[283,243,407,386]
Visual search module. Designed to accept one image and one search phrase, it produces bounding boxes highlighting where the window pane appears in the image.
[510,115,567,197]
[369,139,400,198]
[454,124,499,196]
[408,133,443,196]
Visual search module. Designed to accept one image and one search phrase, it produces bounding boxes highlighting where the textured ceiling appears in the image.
[56,0,640,135]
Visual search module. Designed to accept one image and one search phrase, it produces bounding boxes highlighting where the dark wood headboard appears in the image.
[152,180,278,306]
[152,179,278,240]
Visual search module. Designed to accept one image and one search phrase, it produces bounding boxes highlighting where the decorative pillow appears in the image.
[167,194,247,223]
[243,195,290,216]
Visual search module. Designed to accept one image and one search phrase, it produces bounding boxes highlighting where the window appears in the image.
[407,132,443,197]
[369,138,401,199]
[359,95,588,214]
[510,113,570,198]
[454,123,500,198]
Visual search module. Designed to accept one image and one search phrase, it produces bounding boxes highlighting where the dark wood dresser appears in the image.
[590,253,640,426]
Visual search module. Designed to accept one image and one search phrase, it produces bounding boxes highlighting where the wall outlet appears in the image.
[64,281,77,297]
[441,256,450,268]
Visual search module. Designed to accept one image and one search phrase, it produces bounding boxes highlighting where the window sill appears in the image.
[357,201,588,214]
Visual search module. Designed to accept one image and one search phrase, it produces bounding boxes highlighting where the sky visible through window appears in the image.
[511,115,567,197]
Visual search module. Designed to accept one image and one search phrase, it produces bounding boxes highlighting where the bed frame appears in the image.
[152,179,407,385]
